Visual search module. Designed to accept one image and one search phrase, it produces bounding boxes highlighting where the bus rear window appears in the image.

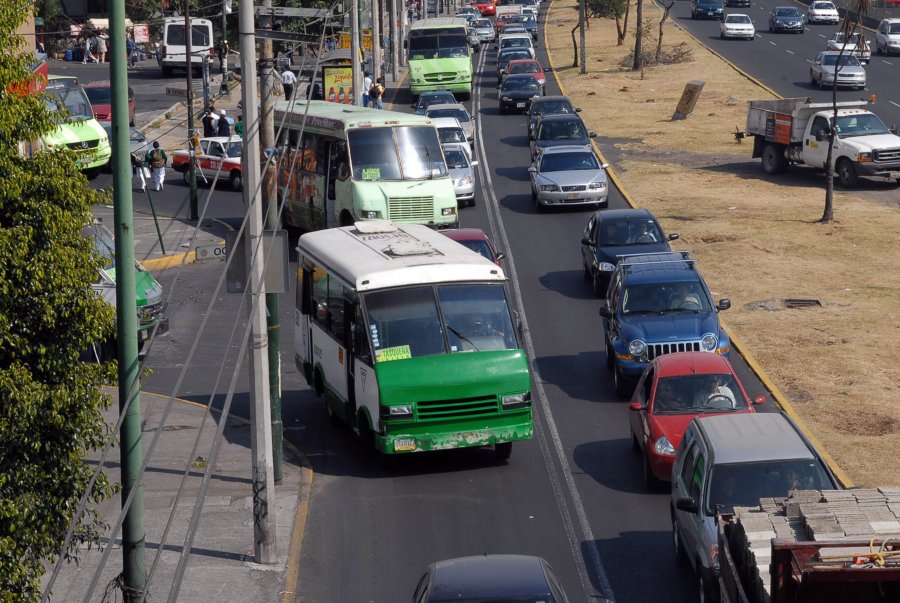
[166,23,211,46]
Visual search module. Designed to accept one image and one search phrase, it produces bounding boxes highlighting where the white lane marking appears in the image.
[882,60,894,66]
[471,47,615,603]
[786,49,795,54]
[769,40,777,46]
[890,101,900,109]
[818,34,826,38]
[805,59,812,63]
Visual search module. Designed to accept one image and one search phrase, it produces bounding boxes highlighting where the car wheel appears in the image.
[720,32,724,39]
[672,515,687,566]
[583,259,591,280]
[230,170,242,191]
[614,362,631,399]
[605,339,615,370]
[495,441,512,461]
[182,169,192,185]
[631,431,641,452]
[592,271,606,298]
[810,70,817,86]
[836,158,858,188]
[643,454,663,491]
[699,571,717,603]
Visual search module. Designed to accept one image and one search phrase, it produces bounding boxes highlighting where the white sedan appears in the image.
[720,14,756,40]
[806,0,840,24]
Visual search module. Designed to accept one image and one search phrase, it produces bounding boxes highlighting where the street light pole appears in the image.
[185,1,199,220]
[351,0,362,105]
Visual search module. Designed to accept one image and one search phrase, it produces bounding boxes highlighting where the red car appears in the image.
[84,80,136,126]
[628,352,764,489]
[473,0,495,15]
[504,58,546,89]
[441,228,505,267]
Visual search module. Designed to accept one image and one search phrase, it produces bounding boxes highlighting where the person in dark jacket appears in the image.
[202,109,217,137]
[217,110,231,137]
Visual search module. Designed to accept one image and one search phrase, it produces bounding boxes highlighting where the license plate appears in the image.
[77,156,92,165]
[516,102,525,108]
[569,192,581,199]
[394,438,416,452]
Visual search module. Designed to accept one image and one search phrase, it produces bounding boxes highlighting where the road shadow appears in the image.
[533,351,611,402]
[538,269,596,301]
[498,191,538,214]
[572,437,661,494]
[699,159,900,192]
[493,165,530,181]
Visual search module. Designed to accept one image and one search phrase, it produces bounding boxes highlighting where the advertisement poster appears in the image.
[322,66,354,104]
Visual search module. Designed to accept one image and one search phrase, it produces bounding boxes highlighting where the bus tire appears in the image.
[339,210,354,227]
[161,65,173,77]
[313,369,324,397]
[84,167,101,180]
[494,442,512,461]
[229,170,242,191]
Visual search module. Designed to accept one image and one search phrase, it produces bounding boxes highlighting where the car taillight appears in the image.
[210,47,216,56]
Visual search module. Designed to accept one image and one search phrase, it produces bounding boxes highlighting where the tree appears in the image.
[655,1,675,64]
[632,0,644,71]
[0,1,116,598]
[571,0,629,69]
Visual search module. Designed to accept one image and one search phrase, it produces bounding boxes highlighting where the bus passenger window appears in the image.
[328,277,345,340]
[311,267,328,326]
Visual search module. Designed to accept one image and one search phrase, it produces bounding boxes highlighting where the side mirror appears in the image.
[717,298,731,311]
[471,160,479,166]
[892,124,898,135]
[668,233,680,241]
[753,395,766,405]
[601,162,610,169]
[598,300,612,317]
[575,107,582,112]
[675,496,698,514]
[544,67,551,72]
[581,237,594,246]
[815,130,830,143]
[496,251,506,261]
[629,401,644,411]
[527,166,537,173]
[589,131,597,138]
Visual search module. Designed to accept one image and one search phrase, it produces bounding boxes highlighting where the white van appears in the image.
[157,17,214,77]
[497,33,535,59]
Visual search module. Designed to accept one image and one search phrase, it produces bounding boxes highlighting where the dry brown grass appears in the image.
[545,1,900,487]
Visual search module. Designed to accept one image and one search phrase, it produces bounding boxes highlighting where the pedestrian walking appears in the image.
[234,115,244,138]
[126,33,136,67]
[217,109,231,137]
[82,34,97,63]
[362,71,373,107]
[96,31,108,63]
[146,141,168,191]
[131,151,149,191]
[281,67,297,100]
[370,77,386,110]
[201,108,217,137]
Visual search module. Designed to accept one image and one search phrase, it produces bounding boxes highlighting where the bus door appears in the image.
[325,140,350,228]
[351,301,379,431]
[344,299,358,420]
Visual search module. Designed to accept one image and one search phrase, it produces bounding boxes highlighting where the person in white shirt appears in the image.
[692,375,736,409]
[281,68,298,100]
[363,71,373,107]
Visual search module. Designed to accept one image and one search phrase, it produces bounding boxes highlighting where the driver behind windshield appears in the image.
[691,374,737,408]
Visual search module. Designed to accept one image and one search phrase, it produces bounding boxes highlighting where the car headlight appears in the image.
[455,176,474,186]
[599,262,616,272]
[588,181,607,190]
[441,207,457,216]
[653,435,676,456]
[701,333,718,352]
[628,339,646,357]
[858,151,873,163]
[539,184,559,192]
[360,210,380,219]
[501,392,532,409]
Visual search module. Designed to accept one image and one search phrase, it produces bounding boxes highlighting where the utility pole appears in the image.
[220,0,230,95]
[372,0,382,80]
[258,0,283,482]
[109,0,146,597]
[185,2,199,221]
[238,0,277,563]
[391,0,400,77]
[351,0,362,106]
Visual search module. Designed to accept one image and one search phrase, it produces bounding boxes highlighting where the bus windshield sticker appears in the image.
[362,167,381,181]
[376,345,411,362]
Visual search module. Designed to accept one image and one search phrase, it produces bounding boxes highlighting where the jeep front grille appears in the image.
[647,340,704,360]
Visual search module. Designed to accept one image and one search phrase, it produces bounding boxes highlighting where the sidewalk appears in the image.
[40,390,309,602]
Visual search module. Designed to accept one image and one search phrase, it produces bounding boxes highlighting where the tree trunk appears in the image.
[632,0,643,71]
[618,0,631,47]
[571,23,579,68]
[656,1,675,64]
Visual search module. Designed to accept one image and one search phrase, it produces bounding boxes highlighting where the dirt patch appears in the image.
[546,1,900,487]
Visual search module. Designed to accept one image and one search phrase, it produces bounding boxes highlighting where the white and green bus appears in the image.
[407,18,473,98]
[42,75,111,175]
[295,221,532,460]
[274,100,458,231]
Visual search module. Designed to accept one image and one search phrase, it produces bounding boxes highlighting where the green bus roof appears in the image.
[409,17,468,31]
[272,99,435,131]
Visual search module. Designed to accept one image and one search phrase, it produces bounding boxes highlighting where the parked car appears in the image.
[719,14,755,40]
[671,413,840,602]
[527,96,580,138]
[442,228,505,266]
[530,113,596,161]
[426,103,475,142]
[806,0,840,24]
[412,90,457,115]
[171,136,243,190]
[84,80,136,126]
[471,18,496,43]
[580,208,678,296]
[498,73,543,114]
[413,555,571,603]
[690,0,724,20]
[504,58,547,90]
[598,252,732,398]
[432,116,472,155]
[442,142,477,207]
[825,31,871,63]
[497,47,535,83]
[769,6,805,33]
[628,352,763,489]
[875,18,900,55]
[529,145,608,211]
[810,51,867,89]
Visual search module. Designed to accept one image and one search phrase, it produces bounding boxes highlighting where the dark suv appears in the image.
[599,252,731,398]
[691,0,724,19]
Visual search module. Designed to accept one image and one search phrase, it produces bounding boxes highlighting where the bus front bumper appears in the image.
[410,80,472,96]
[376,412,533,455]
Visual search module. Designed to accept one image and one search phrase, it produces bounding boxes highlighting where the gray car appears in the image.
[443,142,478,207]
[472,18,496,43]
[426,103,476,142]
[528,145,609,211]
[810,51,867,89]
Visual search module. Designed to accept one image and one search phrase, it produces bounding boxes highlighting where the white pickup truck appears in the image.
[745,97,900,187]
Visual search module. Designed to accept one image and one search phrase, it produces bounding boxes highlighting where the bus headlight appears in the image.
[701,333,718,352]
[441,207,457,216]
[628,339,646,358]
[387,405,413,419]
[360,210,380,219]
[501,392,531,410]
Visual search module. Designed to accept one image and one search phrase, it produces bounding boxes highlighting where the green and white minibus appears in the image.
[407,18,473,98]
[42,75,111,174]
[295,221,532,460]
[274,100,458,231]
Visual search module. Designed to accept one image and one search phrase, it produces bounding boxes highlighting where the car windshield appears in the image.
[364,284,517,358]
[45,83,94,120]
[775,8,800,16]
[531,101,574,116]
[438,127,466,145]
[539,151,599,172]
[821,54,861,66]
[726,15,751,23]
[427,107,470,123]
[599,219,664,246]
[348,125,448,180]
[455,238,494,262]
[474,19,492,28]
[538,119,587,140]
[224,142,242,158]
[832,33,862,44]
[84,86,112,104]
[500,50,531,65]
[834,113,891,137]
[622,281,711,314]
[653,374,749,414]
[444,147,470,169]
[705,460,835,514]
[418,93,456,112]
[501,38,531,49]
[890,23,900,34]
[503,77,540,91]
[510,62,541,74]
[812,1,835,8]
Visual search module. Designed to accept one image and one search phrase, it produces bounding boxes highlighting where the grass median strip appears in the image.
[545,0,900,486]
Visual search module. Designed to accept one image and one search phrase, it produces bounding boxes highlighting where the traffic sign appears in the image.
[255,6,333,18]
[255,30,322,43]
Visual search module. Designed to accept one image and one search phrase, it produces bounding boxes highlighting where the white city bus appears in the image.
[295,221,533,460]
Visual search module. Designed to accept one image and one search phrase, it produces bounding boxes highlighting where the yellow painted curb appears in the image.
[545,0,853,486]
[142,250,196,271]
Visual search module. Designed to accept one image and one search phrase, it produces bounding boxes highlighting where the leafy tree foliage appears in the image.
[0,1,116,598]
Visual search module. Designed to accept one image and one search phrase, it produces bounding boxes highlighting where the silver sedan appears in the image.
[810,51,867,89]
[443,142,478,207]
[528,145,609,211]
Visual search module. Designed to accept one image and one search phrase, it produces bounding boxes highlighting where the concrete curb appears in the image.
[544,0,853,486]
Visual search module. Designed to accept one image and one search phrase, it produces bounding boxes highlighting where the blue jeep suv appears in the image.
[599,252,731,398]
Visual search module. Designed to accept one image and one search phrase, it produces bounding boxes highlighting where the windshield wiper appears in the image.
[446,325,481,352]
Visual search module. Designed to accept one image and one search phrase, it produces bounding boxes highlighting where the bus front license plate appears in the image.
[394,438,416,452]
